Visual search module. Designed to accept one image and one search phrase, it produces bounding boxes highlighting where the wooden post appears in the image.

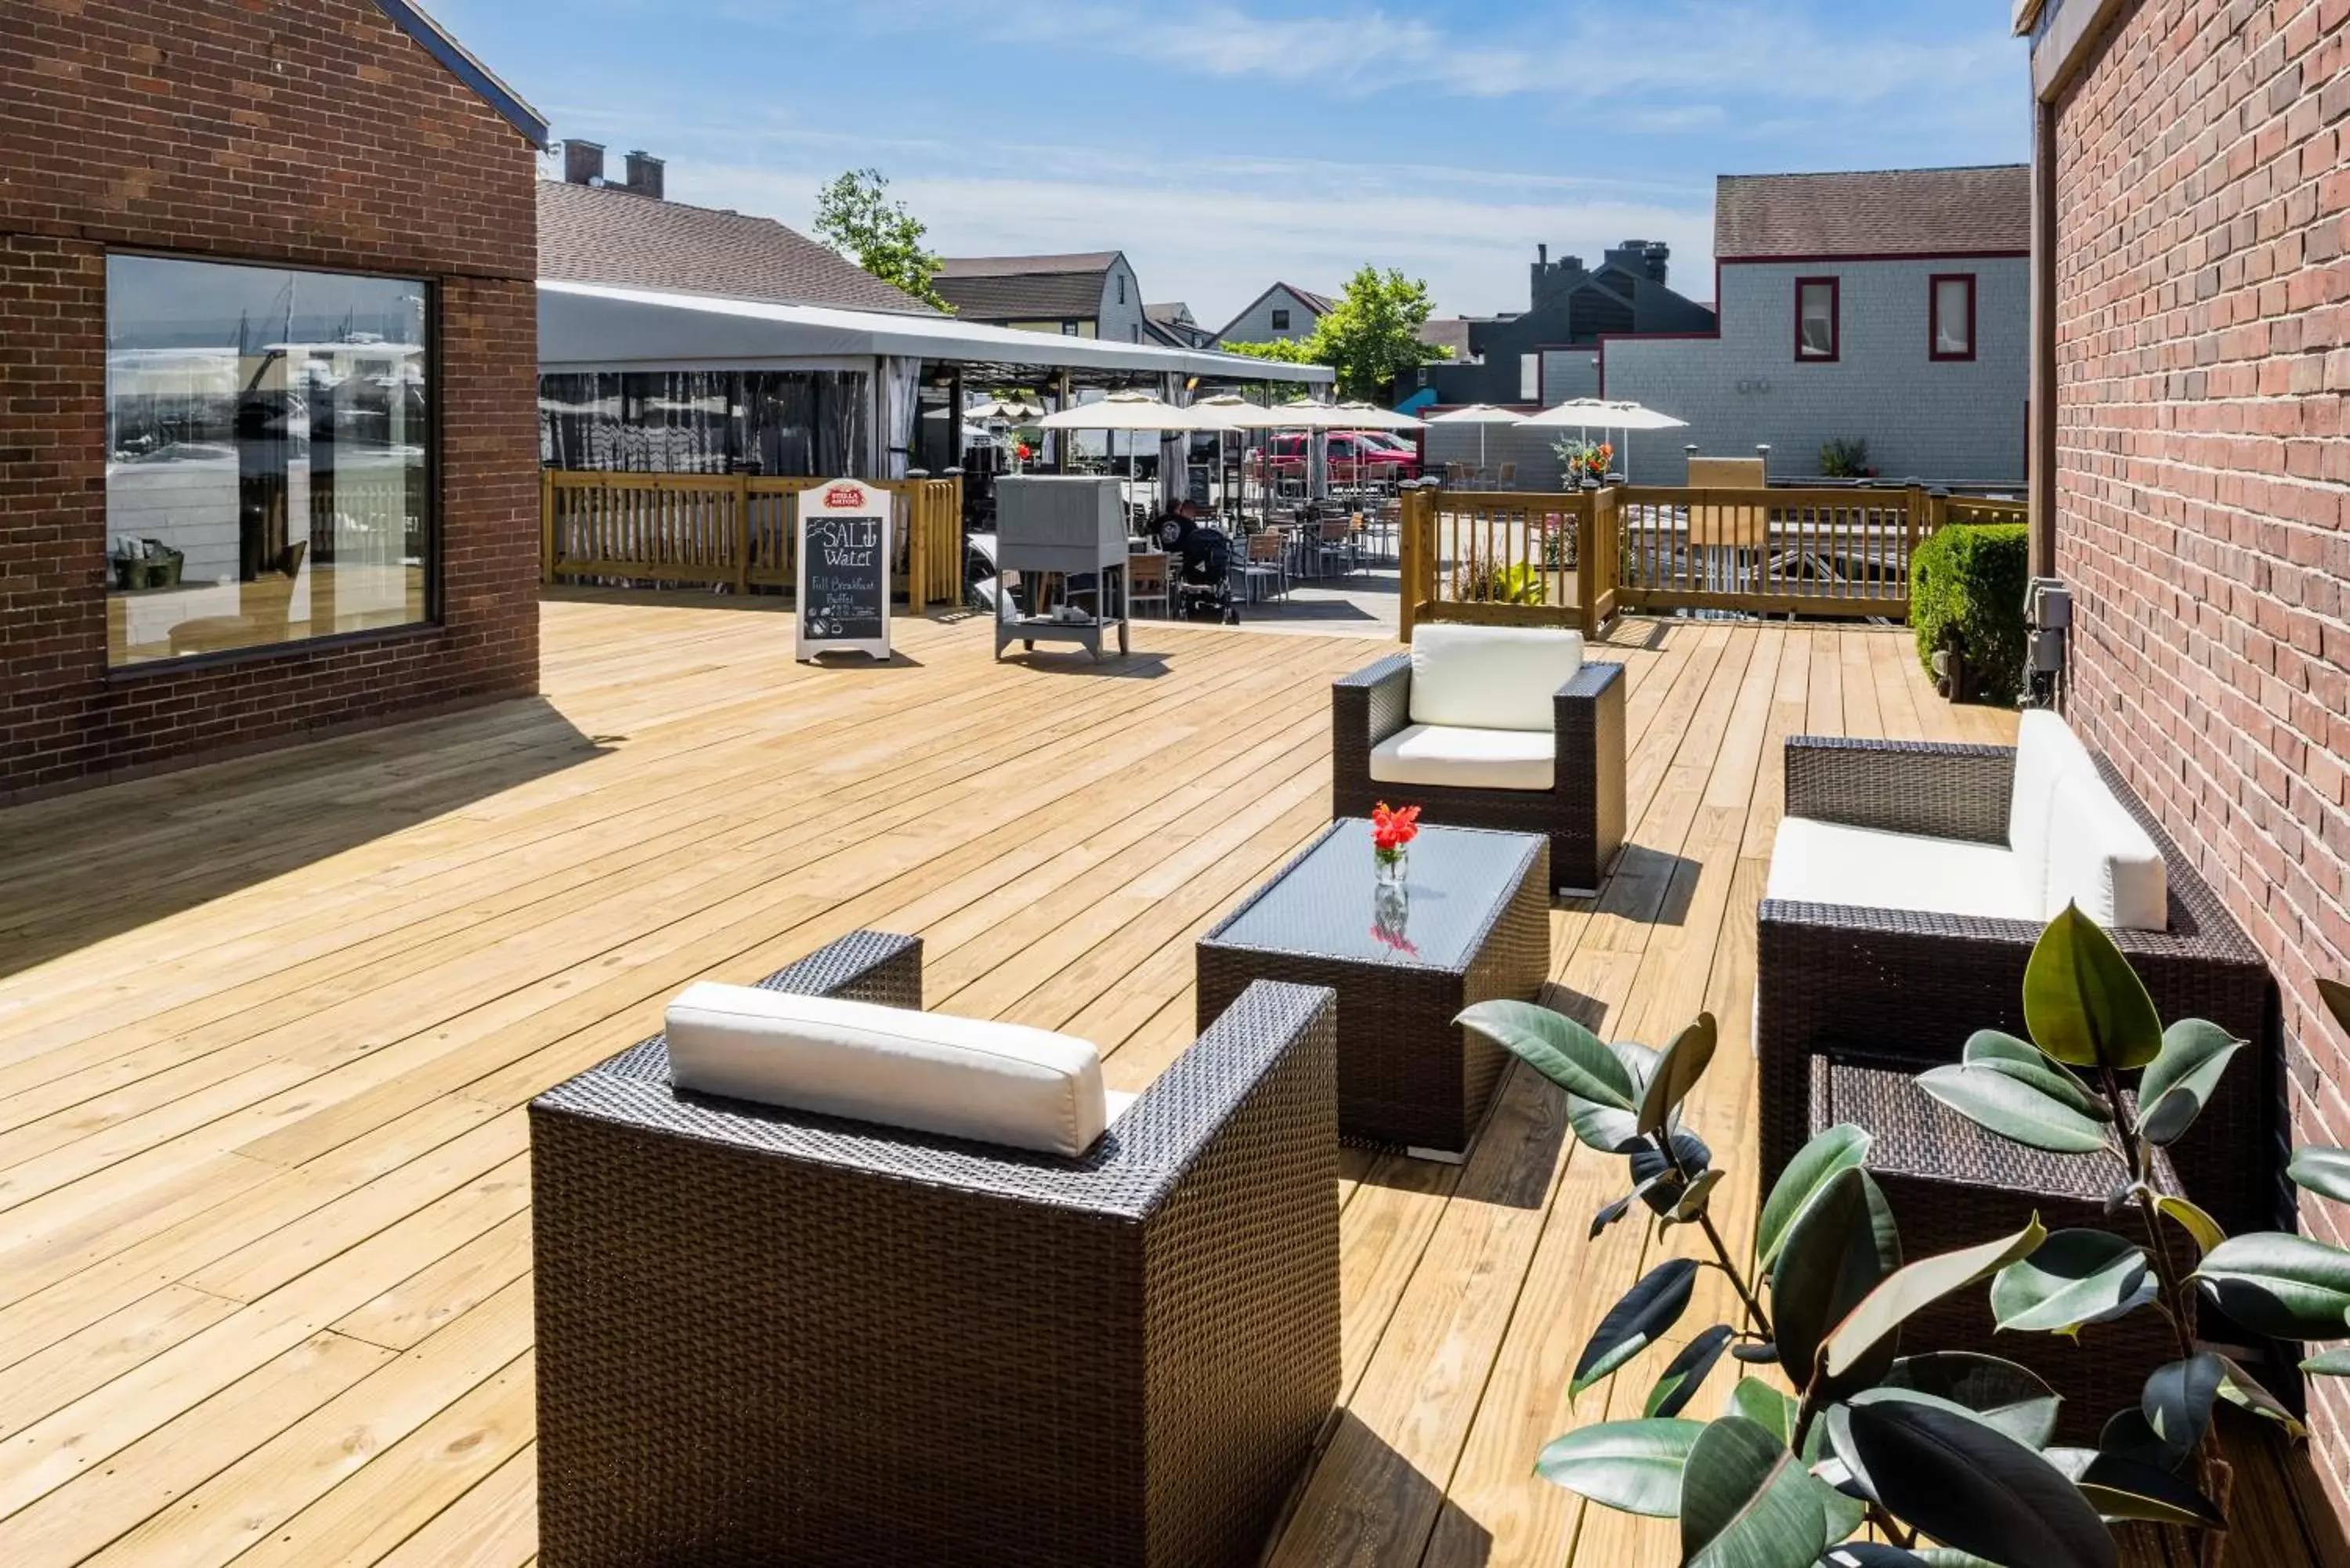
[1578,491,1600,634]
[905,484,928,616]
[1398,487,1424,641]
[732,472,751,594]
[540,469,556,585]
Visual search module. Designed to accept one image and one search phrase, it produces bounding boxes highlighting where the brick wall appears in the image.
[2051,0,2350,1507]
[0,0,540,801]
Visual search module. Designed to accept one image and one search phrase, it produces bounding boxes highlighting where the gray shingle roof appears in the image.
[536,181,938,314]
[1715,165,2031,260]
[932,253,1121,321]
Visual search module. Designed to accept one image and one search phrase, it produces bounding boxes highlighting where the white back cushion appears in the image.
[2007,710,2097,914]
[2045,775,2169,930]
[666,984,1109,1157]
[1409,623,1584,732]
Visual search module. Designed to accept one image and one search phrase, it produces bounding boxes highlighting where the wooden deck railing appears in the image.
[1402,482,2004,637]
[539,471,964,612]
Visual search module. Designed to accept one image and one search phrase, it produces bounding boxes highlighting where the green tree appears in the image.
[812,168,953,312]
[1224,265,1451,400]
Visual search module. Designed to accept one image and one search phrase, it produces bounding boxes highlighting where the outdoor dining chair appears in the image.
[1127,550,1170,617]
[1236,530,1289,602]
[531,931,1341,1568]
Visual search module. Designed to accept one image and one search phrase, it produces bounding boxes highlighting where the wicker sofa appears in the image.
[530,930,1341,1568]
[1757,721,2277,1236]
[1332,623,1627,896]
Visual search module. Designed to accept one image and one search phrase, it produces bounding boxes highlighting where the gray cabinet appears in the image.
[992,476,1130,661]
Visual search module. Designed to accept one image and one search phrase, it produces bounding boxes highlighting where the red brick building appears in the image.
[2021,0,2350,1508]
[0,0,544,801]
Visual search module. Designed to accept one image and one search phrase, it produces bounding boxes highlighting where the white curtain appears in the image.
[879,356,921,477]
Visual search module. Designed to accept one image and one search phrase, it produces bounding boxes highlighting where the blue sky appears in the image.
[431,0,2029,325]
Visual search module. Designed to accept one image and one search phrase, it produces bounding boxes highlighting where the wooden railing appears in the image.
[1401,482,1987,636]
[1400,487,1610,638]
[1614,485,1927,619]
[539,471,964,612]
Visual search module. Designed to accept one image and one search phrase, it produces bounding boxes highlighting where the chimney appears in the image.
[562,139,605,186]
[624,150,665,200]
[1643,241,1671,285]
[1538,243,1548,266]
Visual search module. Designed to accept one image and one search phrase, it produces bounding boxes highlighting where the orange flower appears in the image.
[1372,801,1422,853]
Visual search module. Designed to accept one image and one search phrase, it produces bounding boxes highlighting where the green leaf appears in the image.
[2194,1232,2350,1339]
[1459,1001,1634,1108]
[1589,1193,1636,1241]
[1727,1378,1799,1447]
[2042,1447,2226,1528]
[1565,1042,1661,1154]
[1990,1230,2157,1336]
[1820,1549,2011,1568]
[2211,1353,2308,1436]
[2301,1346,2350,1376]
[1823,1217,2048,1380]
[1533,1417,1704,1517]
[2096,1407,2168,1470]
[2153,1194,2227,1258]
[1667,1169,1726,1225]
[2141,1354,2223,1472]
[1917,1064,2111,1154]
[1630,1131,1713,1216]
[2288,1146,2350,1204]
[1681,1416,1854,1568]
[1573,1259,1697,1396]
[1842,1397,2118,1568]
[1756,1124,1872,1274]
[1881,1352,2063,1450]
[1773,1166,1902,1386]
[1644,1326,1735,1418]
[1963,1030,2112,1120]
[2023,903,2164,1071]
[1637,1012,1719,1136]
[2137,1021,2243,1145]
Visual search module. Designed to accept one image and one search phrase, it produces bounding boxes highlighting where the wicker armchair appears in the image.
[1757,738,2279,1236]
[1331,649,1627,896]
[531,931,1341,1568]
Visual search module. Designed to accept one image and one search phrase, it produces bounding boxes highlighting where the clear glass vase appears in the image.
[1375,846,1408,889]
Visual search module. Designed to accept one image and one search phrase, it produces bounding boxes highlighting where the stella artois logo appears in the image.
[822,483,868,510]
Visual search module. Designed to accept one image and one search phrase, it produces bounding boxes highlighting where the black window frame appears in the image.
[102,248,443,677]
[1271,307,1292,331]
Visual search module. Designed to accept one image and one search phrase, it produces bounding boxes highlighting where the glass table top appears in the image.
[1206,818,1543,971]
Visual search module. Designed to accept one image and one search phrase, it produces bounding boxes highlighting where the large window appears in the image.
[537,370,870,476]
[105,255,432,667]
[1795,276,1840,361]
[1931,273,1978,360]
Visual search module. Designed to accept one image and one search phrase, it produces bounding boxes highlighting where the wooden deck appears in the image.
[0,594,2337,1566]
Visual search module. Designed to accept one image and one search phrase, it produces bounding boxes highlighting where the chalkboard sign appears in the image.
[795,479,893,662]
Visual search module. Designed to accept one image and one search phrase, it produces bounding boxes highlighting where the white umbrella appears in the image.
[967,395,1045,424]
[1036,391,1217,506]
[1423,403,1526,472]
[1330,402,1427,432]
[1521,398,1687,481]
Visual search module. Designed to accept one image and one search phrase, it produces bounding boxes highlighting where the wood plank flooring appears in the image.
[0,591,2334,1566]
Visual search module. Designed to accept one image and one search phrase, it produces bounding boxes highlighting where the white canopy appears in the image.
[1423,403,1528,427]
[1523,398,1689,432]
[1035,391,1204,432]
[1331,402,1428,432]
[537,278,1336,385]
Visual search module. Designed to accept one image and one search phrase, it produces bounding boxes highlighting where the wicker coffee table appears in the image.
[1198,819,1549,1159]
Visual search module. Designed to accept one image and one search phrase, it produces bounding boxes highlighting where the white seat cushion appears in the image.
[665,984,1109,1157]
[2006,709,2098,916]
[1409,623,1584,732]
[1766,816,2043,923]
[1370,723,1555,792]
[2045,773,2168,930]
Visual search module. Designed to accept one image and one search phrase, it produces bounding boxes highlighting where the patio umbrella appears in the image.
[1423,403,1526,472]
[1329,402,1428,432]
[1036,391,1217,508]
[1521,398,1687,481]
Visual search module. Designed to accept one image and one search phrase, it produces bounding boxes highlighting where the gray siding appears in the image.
[1217,285,1324,345]
[1603,256,2027,485]
[1097,257,1148,344]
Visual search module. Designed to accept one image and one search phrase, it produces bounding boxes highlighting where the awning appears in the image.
[537,279,1336,385]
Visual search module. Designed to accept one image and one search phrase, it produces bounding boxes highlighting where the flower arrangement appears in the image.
[1372,801,1420,887]
[1553,439,1614,486]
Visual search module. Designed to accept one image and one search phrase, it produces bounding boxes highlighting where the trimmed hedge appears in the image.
[1911,522,2029,705]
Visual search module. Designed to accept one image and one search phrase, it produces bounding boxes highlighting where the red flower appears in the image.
[1372,801,1421,853]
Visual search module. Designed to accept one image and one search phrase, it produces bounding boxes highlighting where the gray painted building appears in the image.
[1602,167,2030,486]
[1213,282,1335,346]
[934,251,1150,344]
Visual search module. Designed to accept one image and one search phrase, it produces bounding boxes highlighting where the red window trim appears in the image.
[1929,272,1978,362]
[1794,276,1839,363]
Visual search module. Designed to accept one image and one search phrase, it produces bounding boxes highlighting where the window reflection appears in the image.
[106,255,432,667]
